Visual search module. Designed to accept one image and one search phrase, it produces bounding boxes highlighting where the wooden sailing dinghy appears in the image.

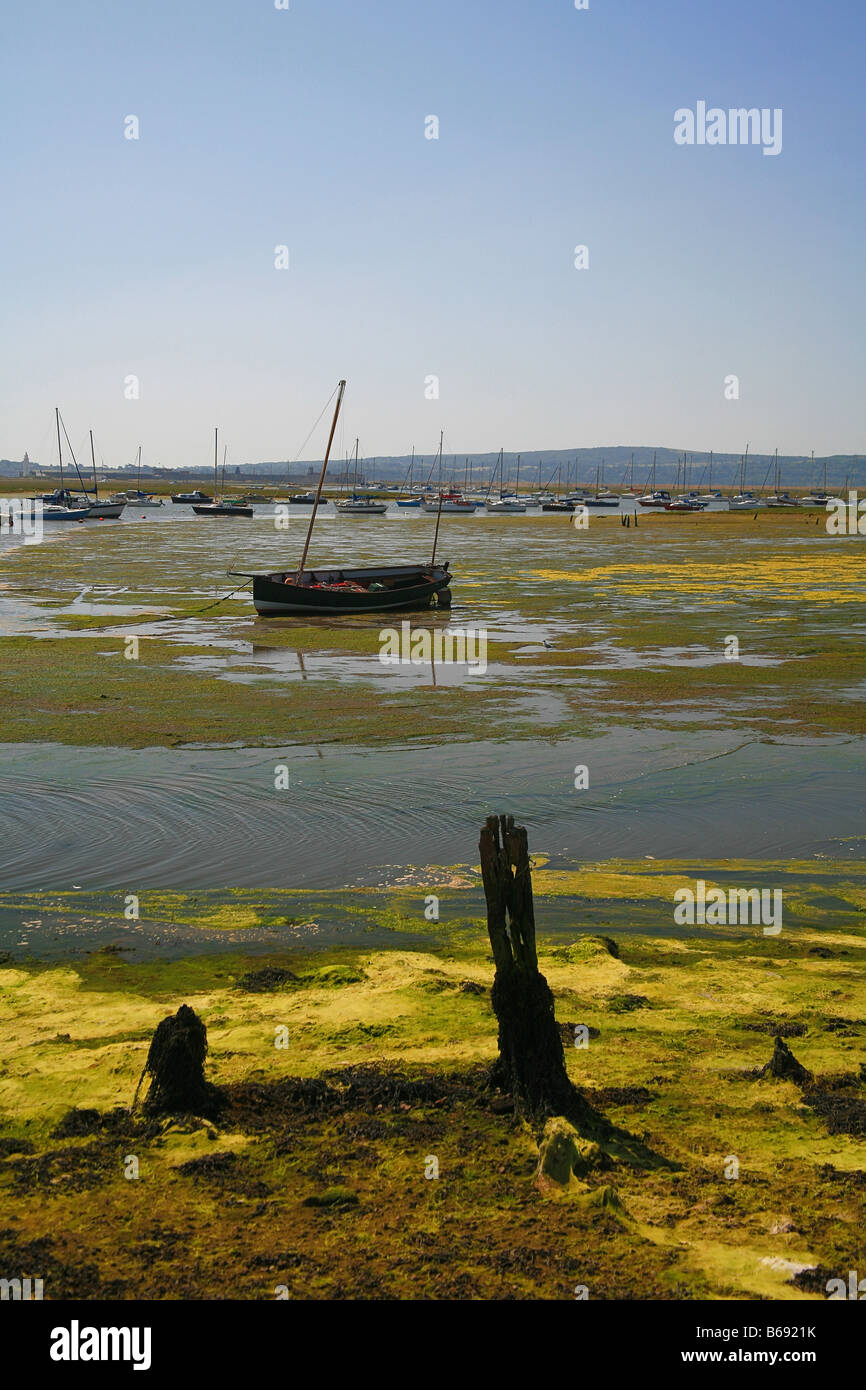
[231,381,454,615]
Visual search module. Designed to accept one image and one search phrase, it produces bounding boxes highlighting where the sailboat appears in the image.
[728,446,766,509]
[336,439,388,513]
[766,449,797,507]
[231,381,453,613]
[193,431,254,515]
[799,452,840,508]
[621,452,640,495]
[421,432,476,512]
[81,431,126,517]
[583,460,620,507]
[667,455,708,510]
[111,447,164,507]
[38,412,126,519]
[396,447,424,506]
[486,449,526,512]
[38,410,90,520]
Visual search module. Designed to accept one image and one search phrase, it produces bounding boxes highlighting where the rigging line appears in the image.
[287,382,342,471]
[59,413,89,491]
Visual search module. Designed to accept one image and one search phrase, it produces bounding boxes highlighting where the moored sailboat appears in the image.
[231,381,454,614]
[193,431,254,515]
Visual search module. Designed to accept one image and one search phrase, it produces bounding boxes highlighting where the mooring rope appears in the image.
[149,579,252,622]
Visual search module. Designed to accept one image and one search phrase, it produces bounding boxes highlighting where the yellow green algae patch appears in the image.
[1,888,864,1300]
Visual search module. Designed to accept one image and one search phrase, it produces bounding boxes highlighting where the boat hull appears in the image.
[84,502,126,519]
[42,508,87,522]
[335,504,388,515]
[246,563,453,615]
[193,504,254,517]
[420,504,476,514]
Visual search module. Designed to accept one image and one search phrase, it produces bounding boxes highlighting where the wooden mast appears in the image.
[55,407,64,493]
[430,430,445,564]
[89,430,98,498]
[295,379,346,583]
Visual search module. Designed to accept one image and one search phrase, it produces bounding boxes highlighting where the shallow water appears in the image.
[0,732,862,890]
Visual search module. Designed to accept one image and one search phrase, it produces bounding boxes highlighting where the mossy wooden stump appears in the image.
[479,814,598,1129]
[135,1004,219,1118]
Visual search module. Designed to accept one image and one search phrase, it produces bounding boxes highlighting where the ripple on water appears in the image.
[0,732,862,890]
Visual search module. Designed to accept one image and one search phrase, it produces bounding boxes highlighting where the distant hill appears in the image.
[8,448,863,488]
[238,448,865,489]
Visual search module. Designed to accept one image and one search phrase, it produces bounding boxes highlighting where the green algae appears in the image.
[1,511,865,748]
[1,873,864,1300]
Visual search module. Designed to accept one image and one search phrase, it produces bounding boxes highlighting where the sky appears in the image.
[1,0,864,470]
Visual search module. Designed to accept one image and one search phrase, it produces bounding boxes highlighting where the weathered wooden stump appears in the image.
[134,1004,219,1117]
[760,1035,812,1087]
[479,814,597,1126]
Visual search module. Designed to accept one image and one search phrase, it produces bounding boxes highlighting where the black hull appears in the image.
[193,505,254,517]
[244,562,452,615]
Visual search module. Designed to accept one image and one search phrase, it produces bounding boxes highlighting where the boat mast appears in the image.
[516,453,520,497]
[295,379,346,583]
[214,428,219,500]
[89,430,98,498]
[430,433,447,564]
[55,407,64,492]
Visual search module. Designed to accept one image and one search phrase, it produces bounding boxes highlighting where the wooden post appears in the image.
[479,814,595,1124]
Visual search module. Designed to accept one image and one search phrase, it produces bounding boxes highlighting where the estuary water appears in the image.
[0,731,862,890]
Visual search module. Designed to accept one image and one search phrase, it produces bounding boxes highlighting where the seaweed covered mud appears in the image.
[0,866,864,1301]
[0,505,863,1301]
[0,508,864,747]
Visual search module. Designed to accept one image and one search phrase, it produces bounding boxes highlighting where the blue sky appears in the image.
[1,0,863,468]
